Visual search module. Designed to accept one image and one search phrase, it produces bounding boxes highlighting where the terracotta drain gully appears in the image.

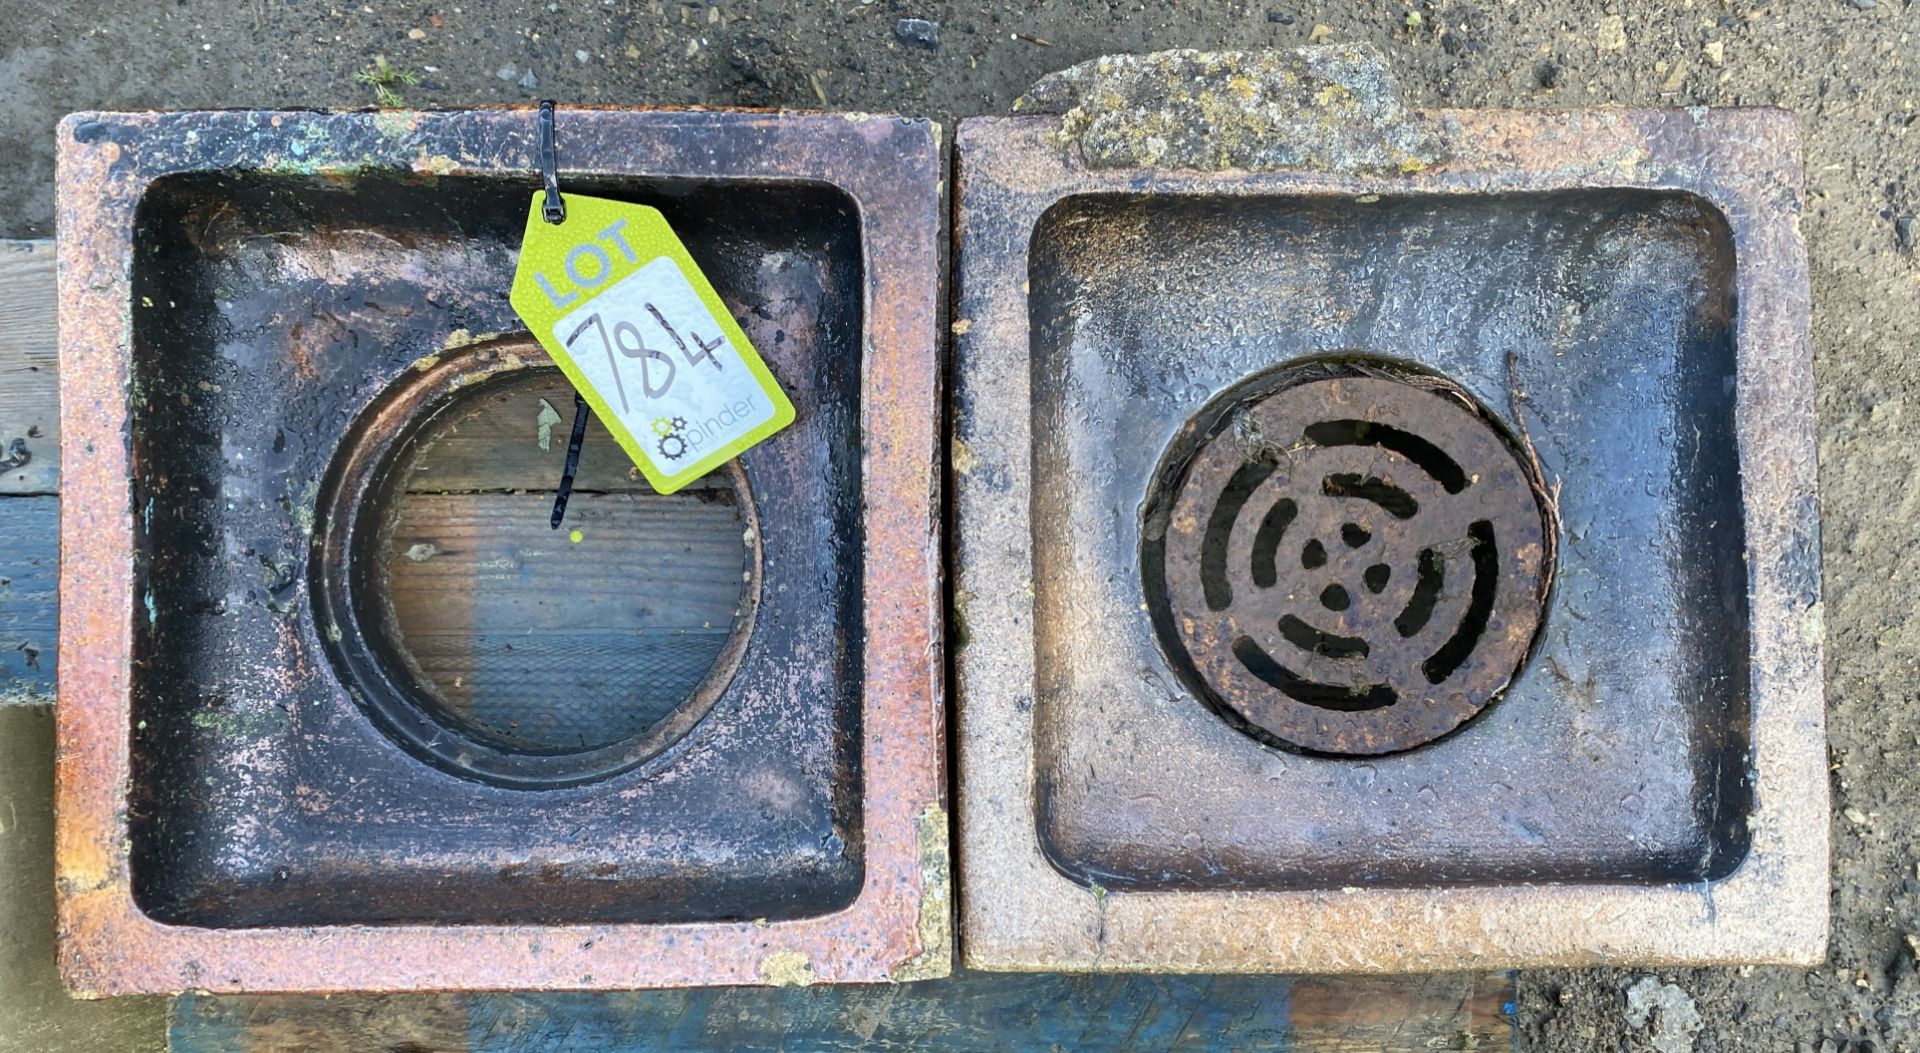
[55,108,945,994]
[951,52,1824,972]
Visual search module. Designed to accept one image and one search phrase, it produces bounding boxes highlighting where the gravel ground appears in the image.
[2,0,1916,1049]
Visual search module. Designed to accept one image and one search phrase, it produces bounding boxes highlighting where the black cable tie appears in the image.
[538,99,585,529]
[550,392,591,529]
[538,100,565,224]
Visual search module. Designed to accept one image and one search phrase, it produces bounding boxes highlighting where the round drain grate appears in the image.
[1145,366,1552,755]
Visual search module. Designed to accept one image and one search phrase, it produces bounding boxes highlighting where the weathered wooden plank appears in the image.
[170,973,1512,1053]
[382,490,748,740]
[1,707,167,1051]
[1287,972,1512,1050]
[0,238,61,703]
[0,239,57,495]
[401,370,723,495]
[0,495,56,701]
[386,492,747,633]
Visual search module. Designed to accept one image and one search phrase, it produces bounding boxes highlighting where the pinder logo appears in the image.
[651,415,690,461]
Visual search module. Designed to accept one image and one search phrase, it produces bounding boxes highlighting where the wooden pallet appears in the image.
[169,974,1513,1053]
[0,237,1515,1052]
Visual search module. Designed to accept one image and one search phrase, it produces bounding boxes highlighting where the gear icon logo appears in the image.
[650,416,691,461]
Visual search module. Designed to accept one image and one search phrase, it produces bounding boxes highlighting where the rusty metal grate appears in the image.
[1145,365,1552,756]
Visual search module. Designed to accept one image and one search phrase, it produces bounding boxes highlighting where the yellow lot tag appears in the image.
[508,192,795,494]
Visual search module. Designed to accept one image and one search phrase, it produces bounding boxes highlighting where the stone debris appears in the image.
[895,18,940,51]
[1013,45,1451,174]
[1624,976,1704,1053]
[1597,14,1627,52]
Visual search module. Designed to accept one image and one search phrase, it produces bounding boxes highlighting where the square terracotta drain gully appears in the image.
[952,91,1825,969]
[55,108,945,993]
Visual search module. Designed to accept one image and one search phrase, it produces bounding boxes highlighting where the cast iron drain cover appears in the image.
[1146,368,1552,755]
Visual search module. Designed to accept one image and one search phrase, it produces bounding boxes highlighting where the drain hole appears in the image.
[1231,636,1397,712]
[1395,549,1444,637]
[1202,461,1277,611]
[1303,419,1470,494]
[1363,563,1392,593]
[1301,538,1327,569]
[372,371,750,757]
[1422,521,1500,685]
[1341,523,1372,548]
[1322,474,1418,519]
[1249,498,1297,589]
[1278,615,1369,660]
[1319,584,1351,611]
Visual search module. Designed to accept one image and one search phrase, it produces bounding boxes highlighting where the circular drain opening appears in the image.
[1143,361,1553,756]
[312,336,758,788]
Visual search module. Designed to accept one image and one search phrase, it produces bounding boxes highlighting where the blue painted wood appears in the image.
[463,975,1291,1052]
[0,495,56,698]
[171,973,1510,1052]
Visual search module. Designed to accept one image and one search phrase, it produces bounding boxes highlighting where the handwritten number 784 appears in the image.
[563,306,725,413]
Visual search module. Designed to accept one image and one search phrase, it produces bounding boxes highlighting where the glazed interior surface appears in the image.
[126,171,868,926]
[1027,190,1750,891]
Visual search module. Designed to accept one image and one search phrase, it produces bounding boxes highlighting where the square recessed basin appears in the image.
[56,108,946,993]
[952,110,1825,971]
